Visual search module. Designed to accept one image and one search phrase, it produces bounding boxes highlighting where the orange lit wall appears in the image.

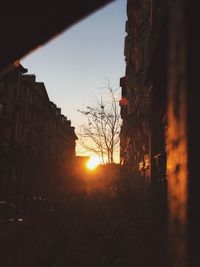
[167,1,188,266]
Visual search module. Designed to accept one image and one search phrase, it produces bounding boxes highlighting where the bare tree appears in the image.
[78,82,121,164]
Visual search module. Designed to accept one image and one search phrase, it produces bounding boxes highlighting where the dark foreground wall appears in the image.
[165,0,199,266]
[0,0,113,75]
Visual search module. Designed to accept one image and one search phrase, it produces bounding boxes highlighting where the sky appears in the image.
[21,0,127,161]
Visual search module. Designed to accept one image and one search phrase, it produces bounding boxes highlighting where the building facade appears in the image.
[120,0,168,186]
[0,63,77,200]
[119,1,168,249]
[120,1,200,265]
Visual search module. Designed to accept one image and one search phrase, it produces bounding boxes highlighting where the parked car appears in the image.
[0,201,23,223]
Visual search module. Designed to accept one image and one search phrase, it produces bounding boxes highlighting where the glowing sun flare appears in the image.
[86,157,100,170]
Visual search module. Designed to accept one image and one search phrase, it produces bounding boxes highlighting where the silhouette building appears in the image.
[120,0,167,182]
[0,63,77,199]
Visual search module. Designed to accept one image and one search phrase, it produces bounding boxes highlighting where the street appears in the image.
[0,178,168,267]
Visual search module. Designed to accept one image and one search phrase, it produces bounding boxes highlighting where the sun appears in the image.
[86,157,101,170]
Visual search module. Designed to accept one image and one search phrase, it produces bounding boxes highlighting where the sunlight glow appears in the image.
[86,157,101,170]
